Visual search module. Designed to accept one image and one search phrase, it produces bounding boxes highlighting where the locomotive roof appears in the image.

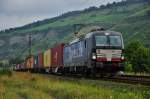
[70,38,80,44]
[69,30,122,45]
[85,31,122,38]
[94,31,122,35]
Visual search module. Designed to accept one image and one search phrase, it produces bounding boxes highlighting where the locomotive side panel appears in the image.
[70,40,85,67]
[63,45,72,67]
[85,36,94,68]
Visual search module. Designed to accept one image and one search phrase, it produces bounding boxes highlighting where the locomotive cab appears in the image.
[85,31,125,75]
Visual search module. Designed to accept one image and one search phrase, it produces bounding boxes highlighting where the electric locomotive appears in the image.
[63,29,125,76]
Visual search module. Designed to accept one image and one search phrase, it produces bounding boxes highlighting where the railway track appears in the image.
[57,74,150,86]
[101,75,150,86]
[18,71,150,86]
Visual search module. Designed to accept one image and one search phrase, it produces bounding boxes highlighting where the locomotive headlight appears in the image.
[92,55,96,60]
[92,53,96,60]
[121,56,124,60]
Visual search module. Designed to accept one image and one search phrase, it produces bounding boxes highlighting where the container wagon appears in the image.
[15,64,20,71]
[26,56,34,70]
[38,52,44,72]
[33,55,38,72]
[34,55,38,68]
[19,63,26,71]
[43,49,51,73]
[51,43,64,73]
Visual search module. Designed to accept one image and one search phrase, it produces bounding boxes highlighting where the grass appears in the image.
[0,69,12,76]
[125,72,150,76]
[0,72,150,99]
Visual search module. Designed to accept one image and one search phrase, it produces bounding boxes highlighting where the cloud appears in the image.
[0,15,52,30]
[0,0,122,30]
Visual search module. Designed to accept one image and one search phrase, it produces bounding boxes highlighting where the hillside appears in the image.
[0,0,150,59]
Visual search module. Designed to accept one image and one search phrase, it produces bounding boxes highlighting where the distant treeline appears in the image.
[0,61,12,75]
[0,61,10,69]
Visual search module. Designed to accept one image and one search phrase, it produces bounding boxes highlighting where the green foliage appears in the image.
[125,62,133,72]
[0,69,12,76]
[0,61,12,76]
[9,57,24,65]
[1,72,150,99]
[126,40,150,73]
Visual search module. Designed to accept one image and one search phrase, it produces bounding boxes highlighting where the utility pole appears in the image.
[28,33,32,69]
[29,33,32,58]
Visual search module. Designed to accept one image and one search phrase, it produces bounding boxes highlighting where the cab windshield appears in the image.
[95,35,122,48]
[109,36,122,46]
[95,36,107,46]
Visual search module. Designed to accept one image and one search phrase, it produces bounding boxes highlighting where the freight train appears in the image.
[15,29,125,77]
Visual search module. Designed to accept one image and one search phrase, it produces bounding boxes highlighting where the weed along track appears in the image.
[60,74,150,86]
[102,75,150,86]
[29,71,150,86]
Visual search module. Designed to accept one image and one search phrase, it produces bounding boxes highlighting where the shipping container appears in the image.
[34,55,38,68]
[38,52,43,68]
[43,49,51,68]
[26,56,34,69]
[51,43,64,67]
[20,63,25,69]
[16,64,20,70]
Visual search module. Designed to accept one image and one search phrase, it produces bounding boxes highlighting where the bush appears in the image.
[0,69,12,76]
[125,62,133,72]
[125,40,150,73]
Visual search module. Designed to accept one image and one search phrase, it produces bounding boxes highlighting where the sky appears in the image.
[0,0,122,30]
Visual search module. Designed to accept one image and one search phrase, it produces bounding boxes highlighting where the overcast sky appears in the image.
[0,0,122,30]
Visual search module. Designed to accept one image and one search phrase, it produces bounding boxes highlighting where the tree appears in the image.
[126,40,142,73]
[126,40,150,73]
[146,10,150,17]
